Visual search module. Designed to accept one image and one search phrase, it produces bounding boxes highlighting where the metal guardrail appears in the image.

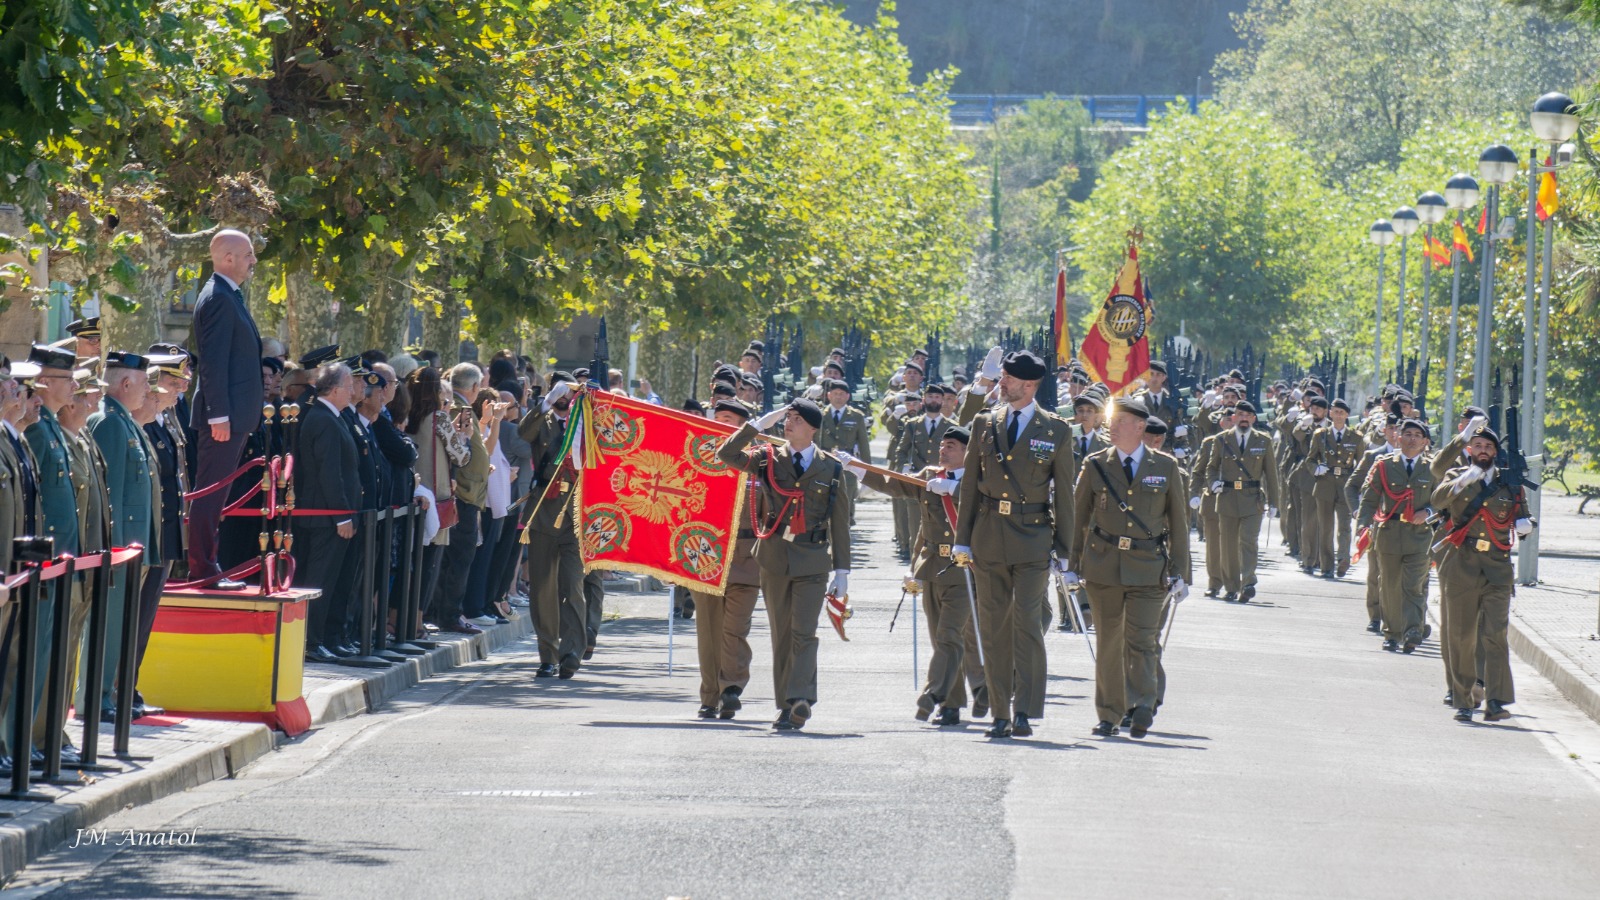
[948,94,1207,127]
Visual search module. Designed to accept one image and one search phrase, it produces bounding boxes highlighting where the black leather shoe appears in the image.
[936,707,960,726]
[985,719,1013,739]
[1204,588,1220,598]
[1383,639,1399,652]
[697,705,719,719]
[214,578,248,591]
[1367,619,1382,634]
[972,687,989,720]
[1092,720,1119,737]
[1454,707,1474,722]
[582,646,595,661]
[1443,692,1455,706]
[535,663,557,678]
[773,710,796,731]
[1240,586,1256,603]
[720,688,742,714]
[1484,700,1511,722]
[1337,565,1350,578]
[558,654,580,679]
[789,700,811,728]
[1130,706,1154,739]
[140,703,165,717]
[1472,680,1487,707]
[1421,623,1433,641]
[338,642,362,657]
[1224,591,1239,602]
[1401,628,1421,654]
[1120,712,1133,729]
[1012,713,1033,737]
[29,747,46,766]
[682,598,695,620]
[306,644,338,663]
[100,707,119,724]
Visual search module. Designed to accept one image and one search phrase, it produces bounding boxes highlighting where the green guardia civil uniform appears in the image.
[953,402,1075,724]
[1070,444,1192,726]
[88,394,156,707]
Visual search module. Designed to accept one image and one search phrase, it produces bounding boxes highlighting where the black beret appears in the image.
[1072,393,1104,410]
[1308,395,1329,409]
[1467,424,1500,446]
[822,378,850,393]
[823,361,846,374]
[1460,406,1488,420]
[1001,350,1047,381]
[1332,398,1351,412]
[1395,391,1415,403]
[830,347,845,357]
[747,340,765,352]
[105,350,150,371]
[739,372,763,389]
[1385,413,1402,426]
[740,349,762,361]
[549,370,576,385]
[1071,370,1092,385]
[1145,416,1169,435]
[1056,365,1071,373]
[1147,359,1168,374]
[1234,400,1258,415]
[1112,397,1150,420]
[789,397,823,428]
[573,368,590,379]
[713,398,751,420]
[262,356,285,374]
[913,348,929,357]
[1400,418,1429,435]
[923,383,951,396]
[711,383,737,398]
[943,425,971,445]
[29,344,77,371]
[299,344,341,368]
[681,398,705,414]
[903,361,925,375]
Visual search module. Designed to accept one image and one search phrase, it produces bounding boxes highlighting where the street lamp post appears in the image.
[1441,173,1480,431]
[1474,144,1519,411]
[1391,206,1420,385]
[1369,220,1396,397]
[1517,91,1580,585]
[1415,192,1448,414]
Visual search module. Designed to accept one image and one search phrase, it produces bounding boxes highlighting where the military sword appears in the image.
[1052,568,1095,661]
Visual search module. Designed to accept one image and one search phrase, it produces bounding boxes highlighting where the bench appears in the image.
[1579,485,1600,515]
[1543,447,1574,495]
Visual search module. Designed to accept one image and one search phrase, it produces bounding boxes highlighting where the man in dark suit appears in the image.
[292,363,362,662]
[188,230,262,588]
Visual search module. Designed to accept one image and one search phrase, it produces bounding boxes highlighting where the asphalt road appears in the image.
[9,490,1600,899]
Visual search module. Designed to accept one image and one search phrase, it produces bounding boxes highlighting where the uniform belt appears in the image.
[978,495,1048,516]
[737,529,756,540]
[1092,525,1167,551]
[789,530,830,544]
[1464,536,1509,554]
[1219,479,1262,491]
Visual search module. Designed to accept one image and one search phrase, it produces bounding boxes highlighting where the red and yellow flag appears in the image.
[1452,221,1475,263]
[572,392,749,594]
[1423,235,1451,269]
[1053,263,1071,363]
[1536,159,1559,221]
[1078,240,1152,396]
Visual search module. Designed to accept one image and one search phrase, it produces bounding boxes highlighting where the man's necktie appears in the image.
[834,411,841,424]
[1080,437,1088,456]
[1405,459,1414,478]
[794,453,806,478]
[1007,411,1020,447]
[1123,455,1136,484]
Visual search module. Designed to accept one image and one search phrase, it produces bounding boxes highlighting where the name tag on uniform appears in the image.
[998,500,1012,515]
[938,544,951,558]
[1476,539,1491,552]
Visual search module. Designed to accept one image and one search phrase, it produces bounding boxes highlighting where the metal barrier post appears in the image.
[338,509,392,668]
[372,507,408,662]
[69,550,118,773]
[2,564,50,802]
[388,505,424,657]
[37,567,81,784]
[113,553,151,761]
[405,500,440,650]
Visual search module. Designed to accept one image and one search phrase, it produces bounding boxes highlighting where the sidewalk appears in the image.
[0,610,536,884]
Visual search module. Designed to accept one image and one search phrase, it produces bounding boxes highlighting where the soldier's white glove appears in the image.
[979,346,1004,382]
[901,571,920,593]
[1189,496,1201,510]
[925,477,957,496]
[1291,388,1304,401]
[1515,517,1534,537]
[1202,389,1217,406]
[900,465,913,474]
[810,366,823,378]
[1460,415,1488,442]
[829,570,849,595]
[753,407,786,431]
[835,450,867,479]
[890,373,904,389]
[542,380,573,412]
[1173,425,1188,438]
[1286,407,1303,421]
[1211,480,1225,493]
[1451,464,1485,491]
[1315,464,1329,476]
[1270,507,1279,517]
[1167,577,1189,605]
[892,404,908,418]
[1174,448,1187,459]
[803,384,824,401]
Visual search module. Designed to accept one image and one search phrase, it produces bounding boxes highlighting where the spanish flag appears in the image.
[1078,241,1152,396]
[1536,159,1559,222]
[1053,262,1070,364]
[1423,235,1451,269]
[1452,221,1475,263]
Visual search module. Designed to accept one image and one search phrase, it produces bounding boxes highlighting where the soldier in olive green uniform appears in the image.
[693,400,762,720]
[880,391,915,559]
[52,374,111,752]
[816,377,872,525]
[1070,398,1192,739]
[1133,360,1190,458]
[518,373,587,678]
[0,355,42,764]
[1429,407,1490,705]
[848,426,986,725]
[1201,400,1279,602]
[1358,418,1438,652]
[1346,416,1399,633]
[717,398,851,731]
[1431,426,1527,722]
[1301,398,1364,578]
[1192,405,1236,597]
[952,351,1075,739]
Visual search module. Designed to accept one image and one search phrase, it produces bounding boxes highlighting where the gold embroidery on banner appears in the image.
[608,449,708,524]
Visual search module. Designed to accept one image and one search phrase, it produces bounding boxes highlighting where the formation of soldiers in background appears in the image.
[688,327,1534,735]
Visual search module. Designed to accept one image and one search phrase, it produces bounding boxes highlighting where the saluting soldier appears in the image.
[1300,397,1363,578]
[952,350,1075,739]
[1346,414,1400,634]
[1069,398,1191,739]
[1432,425,1529,723]
[846,425,987,726]
[692,400,763,720]
[519,373,588,679]
[717,398,852,732]
[1428,408,1490,706]
[1201,400,1279,602]
[1358,418,1438,653]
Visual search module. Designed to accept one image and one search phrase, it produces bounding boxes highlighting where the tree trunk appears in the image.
[286,268,338,360]
[421,293,463,366]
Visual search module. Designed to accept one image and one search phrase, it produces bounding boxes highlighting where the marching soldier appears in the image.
[1429,408,1490,706]
[846,425,987,726]
[1432,425,1529,723]
[894,382,953,550]
[817,377,872,526]
[1192,404,1235,598]
[1070,398,1191,739]
[1068,393,1111,482]
[1301,398,1362,578]
[952,350,1075,739]
[717,398,852,732]
[519,373,588,679]
[1134,360,1189,458]
[692,400,763,720]
[1358,418,1438,653]
[1347,414,1400,634]
[1201,400,1278,602]
[1288,395,1332,573]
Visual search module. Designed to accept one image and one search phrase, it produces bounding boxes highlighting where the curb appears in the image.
[0,612,535,885]
[1507,614,1600,728]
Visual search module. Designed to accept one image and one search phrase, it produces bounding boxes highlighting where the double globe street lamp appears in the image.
[1368,219,1396,395]
[1440,173,1480,432]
